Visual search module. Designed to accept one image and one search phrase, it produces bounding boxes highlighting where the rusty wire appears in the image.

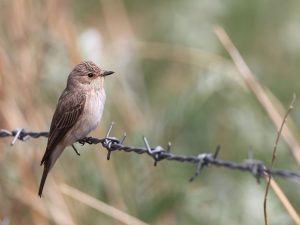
[1,123,300,183]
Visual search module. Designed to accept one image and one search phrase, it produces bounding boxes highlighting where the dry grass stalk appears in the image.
[214,25,300,165]
[60,183,149,225]
[264,177,300,225]
[215,25,300,225]
[263,95,296,225]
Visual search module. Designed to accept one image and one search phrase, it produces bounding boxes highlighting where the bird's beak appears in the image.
[102,70,115,77]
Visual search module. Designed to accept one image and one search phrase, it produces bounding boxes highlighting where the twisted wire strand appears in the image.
[1,124,300,183]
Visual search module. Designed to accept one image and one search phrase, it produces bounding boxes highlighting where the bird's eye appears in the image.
[87,73,94,78]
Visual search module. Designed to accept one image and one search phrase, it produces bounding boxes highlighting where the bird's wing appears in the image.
[40,90,86,165]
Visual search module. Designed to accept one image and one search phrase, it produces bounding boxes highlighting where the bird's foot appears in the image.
[78,137,88,145]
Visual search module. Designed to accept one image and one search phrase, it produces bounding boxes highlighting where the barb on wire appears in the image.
[1,125,300,184]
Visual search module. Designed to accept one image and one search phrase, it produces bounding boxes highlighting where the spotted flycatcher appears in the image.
[39,61,114,197]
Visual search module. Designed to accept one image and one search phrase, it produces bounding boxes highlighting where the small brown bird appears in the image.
[39,61,114,197]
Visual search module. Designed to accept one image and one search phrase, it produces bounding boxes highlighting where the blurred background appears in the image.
[0,0,300,224]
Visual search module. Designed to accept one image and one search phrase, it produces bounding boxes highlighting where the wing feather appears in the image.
[40,90,86,165]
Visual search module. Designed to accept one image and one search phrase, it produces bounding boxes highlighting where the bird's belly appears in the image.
[71,90,106,141]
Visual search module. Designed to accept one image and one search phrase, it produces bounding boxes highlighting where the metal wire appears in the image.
[1,123,300,183]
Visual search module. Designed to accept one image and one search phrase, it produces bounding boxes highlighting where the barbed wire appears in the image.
[1,123,300,184]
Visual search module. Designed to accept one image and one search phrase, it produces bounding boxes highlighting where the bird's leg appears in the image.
[71,144,80,156]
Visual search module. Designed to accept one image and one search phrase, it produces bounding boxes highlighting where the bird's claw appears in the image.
[78,137,89,145]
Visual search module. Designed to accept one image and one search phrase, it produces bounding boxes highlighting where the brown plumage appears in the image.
[39,61,114,197]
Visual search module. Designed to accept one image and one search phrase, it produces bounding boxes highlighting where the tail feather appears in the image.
[40,147,50,166]
[39,161,51,197]
[39,145,64,196]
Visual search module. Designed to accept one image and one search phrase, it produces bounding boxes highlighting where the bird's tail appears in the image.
[38,161,51,197]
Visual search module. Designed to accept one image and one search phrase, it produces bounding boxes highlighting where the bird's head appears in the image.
[67,61,114,88]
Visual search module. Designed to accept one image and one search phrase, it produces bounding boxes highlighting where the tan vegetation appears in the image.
[0,1,299,224]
